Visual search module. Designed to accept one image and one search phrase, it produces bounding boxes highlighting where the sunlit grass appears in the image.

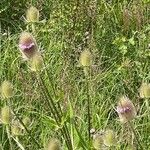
[0,0,150,150]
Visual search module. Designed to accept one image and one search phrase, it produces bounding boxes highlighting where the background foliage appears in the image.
[0,0,150,149]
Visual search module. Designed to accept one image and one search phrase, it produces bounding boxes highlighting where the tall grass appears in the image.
[0,0,150,149]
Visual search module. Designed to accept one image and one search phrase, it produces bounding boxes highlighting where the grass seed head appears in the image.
[139,83,150,98]
[26,6,39,23]
[116,96,136,123]
[19,32,38,60]
[1,80,13,99]
[1,106,11,125]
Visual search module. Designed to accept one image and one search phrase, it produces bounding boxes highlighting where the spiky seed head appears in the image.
[11,120,22,136]
[80,50,92,67]
[30,52,43,72]
[1,106,11,124]
[26,6,39,22]
[93,133,104,150]
[1,80,13,99]
[19,32,38,60]
[116,96,136,123]
[139,83,150,98]
[103,129,116,147]
[47,138,61,150]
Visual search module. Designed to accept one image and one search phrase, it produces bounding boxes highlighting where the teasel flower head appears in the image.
[80,50,92,67]
[139,83,150,98]
[116,96,136,123]
[26,6,39,23]
[11,120,22,136]
[1,106,11,125]
[19,32,38,60]
[92,131,104,150]
[47,138,61,150]
[30,52,43,72]
[1,80,13,99]
[103,129,116,147]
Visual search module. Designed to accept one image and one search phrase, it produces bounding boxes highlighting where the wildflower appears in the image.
[30,52,43,72]
[80,50,92,67]
[116,96,136,123]
[47,138,61,150]
[26,6,39,23]
[19,32,38,59]
[1,106,11,124]
[139,83,150,98]
[103,129,116,147]
[1,80,13,99]
[92,130,105,150]
[93,133,104,150]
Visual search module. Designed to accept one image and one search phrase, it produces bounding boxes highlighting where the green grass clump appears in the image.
[0,0,150,150]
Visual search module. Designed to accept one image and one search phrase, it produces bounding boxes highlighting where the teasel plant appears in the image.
[25,6,39,33]
[0,80,41,149]
[18,31,73,149]
[34,62,73,150]
[78,1,97,148]
[139,82,150,115]
[36,63,73,149]
[80,49,93,148]
[116,96,144,150]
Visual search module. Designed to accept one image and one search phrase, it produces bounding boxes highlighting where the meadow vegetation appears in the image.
[0,0,150,150]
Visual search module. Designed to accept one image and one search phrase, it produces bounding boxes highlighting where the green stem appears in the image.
[12,110,42,149]
[128,121,144,150]
[38,75,73,150]
[6,125,13,150]
[85,67,91,148]
[43,60,72,149]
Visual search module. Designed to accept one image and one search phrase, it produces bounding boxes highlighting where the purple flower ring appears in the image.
[19,42,35,51]
[19,32,38,59]
[116,106,131,114]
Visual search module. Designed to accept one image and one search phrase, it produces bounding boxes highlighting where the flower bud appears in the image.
[30,52,43,72]
[47,138,61,150]
[116,96,136,123]
[103,129,116,147]
[93,133,104,149]
[11,120,22,136]
[139,83,150,98]
[19,32,38,60]
[1,80,13,99]
[1,106,11,124]
[80,50,92,67]
[26,6,39,22]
